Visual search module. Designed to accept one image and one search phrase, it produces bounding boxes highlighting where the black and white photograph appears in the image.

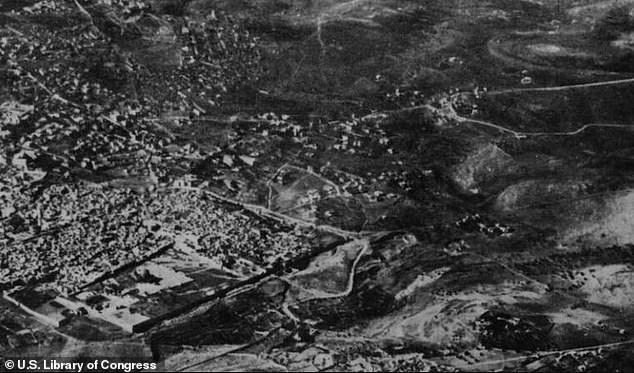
[2,0,634,371]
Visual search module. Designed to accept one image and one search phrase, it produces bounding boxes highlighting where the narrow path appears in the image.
[465,338,634,369]
[281,239,370,322]
[283,164,343,196]
[305,240,370,300]
[488,77,634,95]
[387,101,634,139]
[175,326,283,372]
[458,116,634,139]
[170,186,362,238]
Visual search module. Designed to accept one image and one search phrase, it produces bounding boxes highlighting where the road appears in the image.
[281,238,370,322]
[488,77,634,95]
[463,338,634,370]
[169,186,361,239]
[378,59,634,139]
[389,100,634,139]
[391,90,634,139]
[303,239,370,300]
[457,116,634,138]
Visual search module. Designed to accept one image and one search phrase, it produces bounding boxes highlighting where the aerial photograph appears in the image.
[2,0,634,371]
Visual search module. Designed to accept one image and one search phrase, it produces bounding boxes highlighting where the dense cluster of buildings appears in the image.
[0,0,420,307]
[1,181,310,295]
[144,189,311,267]
[0,1,303,299]
[1,184,169,294]
[455,213,514,237]
[1,0,261,179]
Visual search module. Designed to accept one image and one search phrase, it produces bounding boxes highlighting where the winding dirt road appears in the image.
[281,239,370,322]
[458,116,634,138]
[306,239,370,300]
[462,338,634,370]
[488,77,634,95]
